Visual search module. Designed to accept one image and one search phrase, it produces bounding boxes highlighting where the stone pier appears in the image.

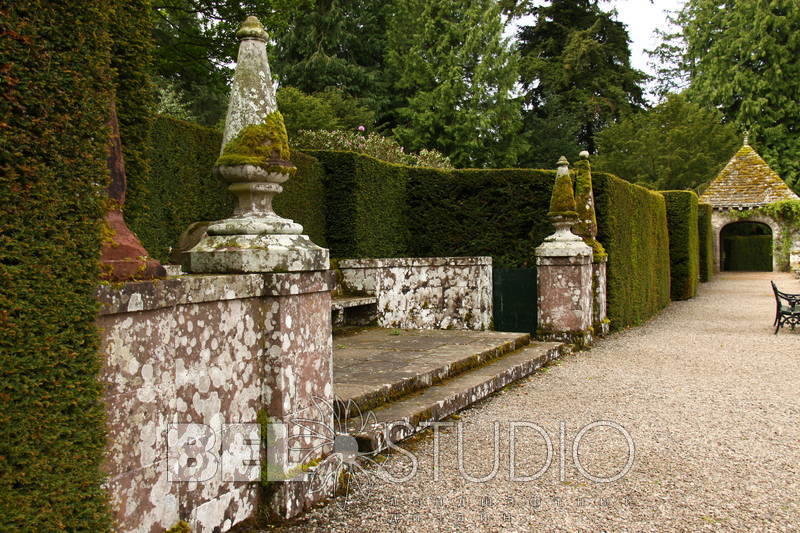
[536,156,595,346]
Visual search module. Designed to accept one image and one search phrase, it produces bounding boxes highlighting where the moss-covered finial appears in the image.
[549,156,578,218]
[216,111,296,175]
[573,149,606,260]
[743,131,750,146]
[237,16,268,42]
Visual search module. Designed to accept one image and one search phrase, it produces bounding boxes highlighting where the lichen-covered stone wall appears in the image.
[96,272,333,532]
[337,257,492,330]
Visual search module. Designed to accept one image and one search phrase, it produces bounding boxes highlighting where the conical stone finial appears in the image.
[182,18,329,274]
[556,155,570,176]
[743,131,750,146]
[221,16,278,150]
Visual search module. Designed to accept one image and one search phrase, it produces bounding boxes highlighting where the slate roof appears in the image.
[700,142,800,209]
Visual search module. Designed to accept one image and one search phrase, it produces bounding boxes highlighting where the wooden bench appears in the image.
[771,281,800,334]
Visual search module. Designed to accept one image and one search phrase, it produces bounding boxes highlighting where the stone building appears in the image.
[699,139,800,272]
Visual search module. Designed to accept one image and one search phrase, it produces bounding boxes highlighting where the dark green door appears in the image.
[493,267,537,334]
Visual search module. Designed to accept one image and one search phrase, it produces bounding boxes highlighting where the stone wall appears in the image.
[336,257,492,330]
[97,272,334,532]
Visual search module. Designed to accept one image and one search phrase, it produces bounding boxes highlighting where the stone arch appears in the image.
[711,211,784,272]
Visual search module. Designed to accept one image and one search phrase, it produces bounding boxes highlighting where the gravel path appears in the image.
[274,272,800,532]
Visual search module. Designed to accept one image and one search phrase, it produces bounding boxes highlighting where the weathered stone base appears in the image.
[342,341,568,451]
[183,233,329,273]
[538,329,593,350]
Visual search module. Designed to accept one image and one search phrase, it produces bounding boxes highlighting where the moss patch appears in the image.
[216,111,296,175]
[548,170,578,218]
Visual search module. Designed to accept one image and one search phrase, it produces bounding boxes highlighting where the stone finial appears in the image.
[579,150,590,160]
[549,156,577,218]
[236,15,268,41]
[183,18,329,274]
[743,131,750,146]
[556,155,570,176]
[221,16,278,150]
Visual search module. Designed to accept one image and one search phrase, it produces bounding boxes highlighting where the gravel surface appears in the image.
[272,273,800,532]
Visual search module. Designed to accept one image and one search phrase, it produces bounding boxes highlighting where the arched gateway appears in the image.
[700,138,800,272]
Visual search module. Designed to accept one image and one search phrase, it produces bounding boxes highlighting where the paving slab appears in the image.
[333,328,530,411]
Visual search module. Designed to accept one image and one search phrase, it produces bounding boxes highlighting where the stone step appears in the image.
[341,341,567,451]
[333,329,531,413]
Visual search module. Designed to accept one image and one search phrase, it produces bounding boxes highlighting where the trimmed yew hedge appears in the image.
[305,150,557,266]
[594,173,672,330]
[0,3,113,530]
[662,191,700,300]
[406,167,556,267]
[698,202,714,282]
[304,150,410,258]
[131,117,327,262]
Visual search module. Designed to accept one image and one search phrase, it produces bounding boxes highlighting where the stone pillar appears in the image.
[536,157,594,347]
[179,16,332,525]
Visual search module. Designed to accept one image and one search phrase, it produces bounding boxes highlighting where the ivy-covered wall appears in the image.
[0,2,113,530]
[130,117,327,262]
[594,174,672,330]
[698,202,714,282]
[661,191,700,300]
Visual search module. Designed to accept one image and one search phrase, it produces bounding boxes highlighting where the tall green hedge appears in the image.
[661,191,700,300]
[110,0,154,222]
[0,2,113,530]
[698,202,714,282]
[305,150,409,258]
[407,167,556,267]
[130,117,327,262]
[594,173,672,330]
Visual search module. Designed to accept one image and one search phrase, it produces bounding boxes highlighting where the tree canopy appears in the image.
[594,94,740,191]
[651,0,800,193]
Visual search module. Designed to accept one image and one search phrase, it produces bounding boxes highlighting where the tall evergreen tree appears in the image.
[151,0,310,125]
[594,94,740,191]
[384,0,523,168]
[270,0,388,113]
[516,0,646,161]
[651,0,800,192]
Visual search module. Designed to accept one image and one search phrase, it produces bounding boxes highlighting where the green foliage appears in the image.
[594,94,740,191]
[661,191,700,300]
[164,521,191,533]
[271,0,388,111]
[277,86,375,138]
[594,174,672,330]
[516,0,645,157]
[306,151,410,258]
[154,76,197,122]
[0,1,114,529]
[724,235,773,272]
[654,0,800,193]
[294,130,453,169]
[698,203,715,282]
[152,0,311,126]
[111,0,156,239]
[217,112,294,172]
[385,0,523,168]
[306,151,558,267]
[407,168,557,268]
[548,171,578,217]
[129,117,327,262]
[128,116,233,261]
